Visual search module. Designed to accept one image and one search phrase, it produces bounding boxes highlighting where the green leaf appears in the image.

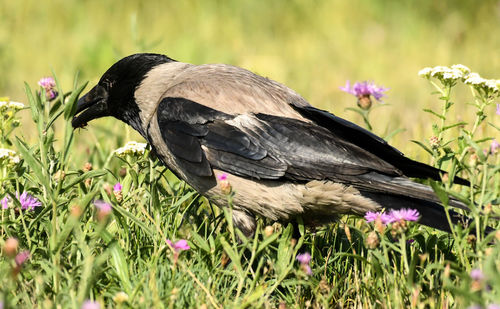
[14,137,51,192]
[220,236,243,275]
[384,128,406,142]
[423,108,445,120]
[411,140,433,155]
[64,81,88,120]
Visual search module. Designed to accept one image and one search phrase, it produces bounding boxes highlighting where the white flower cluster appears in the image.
[114,141,148,157]
[0,148,20,165]
[0,100,25,111]
[418,64,500,93]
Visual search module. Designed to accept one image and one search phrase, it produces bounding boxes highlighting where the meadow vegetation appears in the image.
[0,0,500,307]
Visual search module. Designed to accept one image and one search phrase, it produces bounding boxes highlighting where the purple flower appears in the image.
[217,173,228,181]
[364,211,392,224]
[470,268,484,281]
[15,250,30,266]
[113,182,122,191]
[340,80,389,101]
[487,305,500,309]
[81,300,100,309]
[38,77,56,89]
[491,139,499,154]
[296,252,311,264]
[16,192,42,211]
[94,200,112,213]
[386,209,420,223]
[166,239,190,251]
[496,103,500,116]
[1,196,10,209]
[37,77,58,100]
[296,253,313,275]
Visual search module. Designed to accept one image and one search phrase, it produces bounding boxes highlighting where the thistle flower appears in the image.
[81,300,100,309]
[38,77,58,100]
[364,211,392,224]
[113,182,123,202]
[94,200,112,221]
[340,80,389,109]
[166,239,191,251]
[16,192,42,211]
[386,208,420,223]
[14,250,30,266]
[1,196,10,209]
[296,252,312,275]
[470,268,484,281]
[491,139,499,154]
[217,173,232,194]
[114,141,148,157]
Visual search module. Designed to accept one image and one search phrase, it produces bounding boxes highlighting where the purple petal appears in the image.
[174,239,190,251]
[296,252,312,264]
[113,182,123,191]
[340,80,356,95]
[1,196,9,209]
[217,173,228,181]
[491,139,499,154]
[81,300,100,309]
[387,209,420,223]
[15,250,30,266]
[94,200,112,214]
[470,268,484,281]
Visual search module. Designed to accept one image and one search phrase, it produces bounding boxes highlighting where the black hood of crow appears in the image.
[72,53,175,134]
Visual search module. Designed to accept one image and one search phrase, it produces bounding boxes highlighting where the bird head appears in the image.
[72,53,175,134]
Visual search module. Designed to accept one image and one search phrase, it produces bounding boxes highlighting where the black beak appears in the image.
[72,85,110,129]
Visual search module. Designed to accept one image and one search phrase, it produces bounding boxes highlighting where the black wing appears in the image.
[290,104,470,186]
[154,97,403,181]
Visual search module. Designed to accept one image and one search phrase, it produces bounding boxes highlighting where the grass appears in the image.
[0,1,500,308]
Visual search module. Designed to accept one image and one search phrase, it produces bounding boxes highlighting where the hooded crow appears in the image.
[73,53,471,236]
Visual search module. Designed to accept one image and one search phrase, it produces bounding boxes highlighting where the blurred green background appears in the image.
[1,0,499,159]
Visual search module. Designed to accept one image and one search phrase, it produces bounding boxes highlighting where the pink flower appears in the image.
[340,80,389,101]
[491,139,499,154]
[94,200,112,213]
[364,211,392,224]
[296,252,313,275]
[15,250,30,266]
[1,196,10,209]
[113,182,122,191]
[38,77,58,100]
[386,209,420,223]
[470,268,484,281]
[16,192,42,211]
[94,200,112,221]
[296,252,311,264]
[166,239,190,251]
[496,103,500,116]
[217,173,228,181]
[81,300,100,309]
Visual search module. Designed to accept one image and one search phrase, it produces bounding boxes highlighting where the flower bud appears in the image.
[70,204,83,218]
[468,154,478,168]
[365,231,379,249]
[53,170,65,182]
[113,291,129,304]
[357,95,372,110]
[4,237,19,258]
[83,162,93,172]
[429,136,440,149]
[264,225,274,237]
